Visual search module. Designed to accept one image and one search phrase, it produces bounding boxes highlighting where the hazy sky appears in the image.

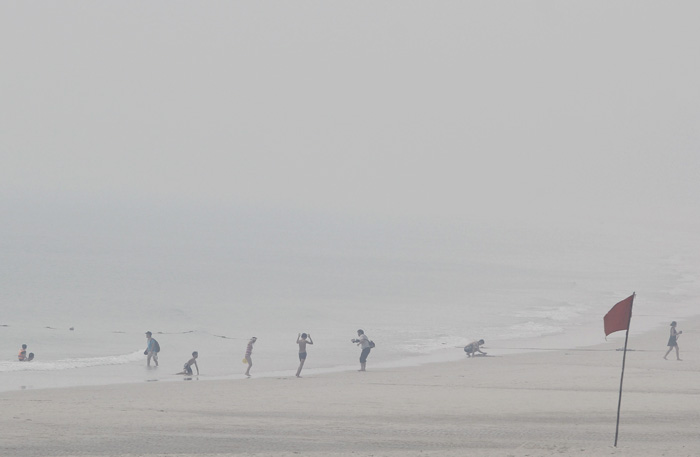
[2,2,700,230]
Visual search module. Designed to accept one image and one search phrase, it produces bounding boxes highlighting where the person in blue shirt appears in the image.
[144,331,159,367]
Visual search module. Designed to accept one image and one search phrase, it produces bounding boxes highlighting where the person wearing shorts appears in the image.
[144,332,159,367]
[296,333,313,377]
[464,339,486,357]
[177,351,199,376]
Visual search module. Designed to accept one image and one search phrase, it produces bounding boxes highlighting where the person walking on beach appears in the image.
[144,331,159,367]
[296,333,314,377]
[244,337,257,377]
[664,321,683,361]
[464,339,487,357]
[18,344,28,361]
[351,329,372,372]
[176,351,199,376]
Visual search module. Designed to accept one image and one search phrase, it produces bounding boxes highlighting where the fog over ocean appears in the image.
[3,2,700,393]
[2,196,698,392]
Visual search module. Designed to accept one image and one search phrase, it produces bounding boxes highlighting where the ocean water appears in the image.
[2,199,699,392]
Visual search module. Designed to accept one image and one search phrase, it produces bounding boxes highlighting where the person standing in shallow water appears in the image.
[145,331,159,367]
[664,321,682,361]
[351,329,371,372]
[296,333,313,377]
[244,337,257,377]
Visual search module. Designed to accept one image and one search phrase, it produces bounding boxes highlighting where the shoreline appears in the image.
[4,303,693,395]
[0,314,700,395]
[2,316,699,456]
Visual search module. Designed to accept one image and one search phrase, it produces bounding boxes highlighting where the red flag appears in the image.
[604,294,635,337]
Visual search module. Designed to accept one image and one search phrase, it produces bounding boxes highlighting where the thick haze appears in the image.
[2,2,699,230]
[3,3,700,391]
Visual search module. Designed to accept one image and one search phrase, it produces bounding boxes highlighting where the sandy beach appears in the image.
[5,2,700,456]
[2,318,699,457]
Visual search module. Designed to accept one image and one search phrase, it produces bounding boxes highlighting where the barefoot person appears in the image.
[351,329,372,372]
[244,337,257,377]
[144,331,160,367]
[176,351,199,376]
[296,333,314,377]
[464,339,487,357]
[664,321,683,361]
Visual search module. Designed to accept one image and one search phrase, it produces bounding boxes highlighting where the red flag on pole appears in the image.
[604,294,634,337]
[604,292,635,447]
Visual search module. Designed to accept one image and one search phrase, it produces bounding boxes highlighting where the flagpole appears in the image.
[613,292,635,447]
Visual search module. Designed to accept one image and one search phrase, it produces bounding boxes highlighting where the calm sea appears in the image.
[2,199,698,392]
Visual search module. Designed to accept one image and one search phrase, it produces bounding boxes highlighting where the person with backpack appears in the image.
[351,329,373,372]
[144,331,160,367]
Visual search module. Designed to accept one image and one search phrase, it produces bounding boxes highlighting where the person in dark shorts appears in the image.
[296,333,314,377]
[464,339,486,357]
[177,351,199,376]
[664,321,682,361]
[351,329,371,371]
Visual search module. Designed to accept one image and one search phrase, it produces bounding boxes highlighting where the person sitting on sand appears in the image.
[244,337,257,377]
[177,351,199,376]
[18,344,28,361]
[464,339,486,357]
[664,321,682,361]
[296,333,314,377]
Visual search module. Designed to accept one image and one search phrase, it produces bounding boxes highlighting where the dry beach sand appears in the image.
[2,318,700,457]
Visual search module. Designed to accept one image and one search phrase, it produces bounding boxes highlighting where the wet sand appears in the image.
[2,318,699,457]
